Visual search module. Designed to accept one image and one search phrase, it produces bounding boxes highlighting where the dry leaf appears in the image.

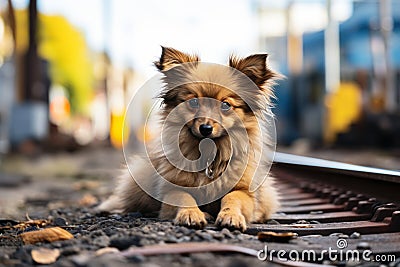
[0,219,49,231]
[95,247,120,256]
[78,193,98,206]
[20,227,73,244]
[31,248,60,264]
[257,231,298,242]
[73,181,100,191]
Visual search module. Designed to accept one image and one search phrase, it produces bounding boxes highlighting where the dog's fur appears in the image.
[98,47,280,231]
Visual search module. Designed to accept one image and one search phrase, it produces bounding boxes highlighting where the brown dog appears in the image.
[98,47,280,231]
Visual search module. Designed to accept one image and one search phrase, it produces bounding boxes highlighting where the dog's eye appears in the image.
[188,98,199,108]
[221,101,231,111]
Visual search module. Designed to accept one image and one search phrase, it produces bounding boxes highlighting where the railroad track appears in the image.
[2,151,400,266]
[243,152,400,264]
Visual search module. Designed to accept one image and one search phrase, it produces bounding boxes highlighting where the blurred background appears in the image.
[0,0,399,169]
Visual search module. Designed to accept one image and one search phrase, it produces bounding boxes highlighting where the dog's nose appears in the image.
[199,124,213,137]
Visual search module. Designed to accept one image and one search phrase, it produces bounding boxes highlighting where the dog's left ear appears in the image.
[229,54,277,88]
[155,46,200,71]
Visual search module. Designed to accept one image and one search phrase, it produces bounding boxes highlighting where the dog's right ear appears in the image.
[154,46,200,71]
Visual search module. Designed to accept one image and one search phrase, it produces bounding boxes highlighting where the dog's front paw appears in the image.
[174,208,207,229]
[216,208,247,231]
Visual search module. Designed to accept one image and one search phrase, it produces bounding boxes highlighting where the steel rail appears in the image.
[274,152,400,183]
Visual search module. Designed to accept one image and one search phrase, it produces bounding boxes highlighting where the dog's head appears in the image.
[155,46,278,140]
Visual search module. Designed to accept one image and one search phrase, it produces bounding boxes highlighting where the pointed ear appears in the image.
[229,54,277,87]
[154,46,200,71]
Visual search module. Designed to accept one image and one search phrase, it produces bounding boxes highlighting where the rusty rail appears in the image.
[242,152,400,261]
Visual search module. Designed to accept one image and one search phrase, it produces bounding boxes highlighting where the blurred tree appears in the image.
[14,9,93,115]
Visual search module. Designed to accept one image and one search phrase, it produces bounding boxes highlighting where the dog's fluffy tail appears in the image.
[96,156,161,214]
[97,194,124,213]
